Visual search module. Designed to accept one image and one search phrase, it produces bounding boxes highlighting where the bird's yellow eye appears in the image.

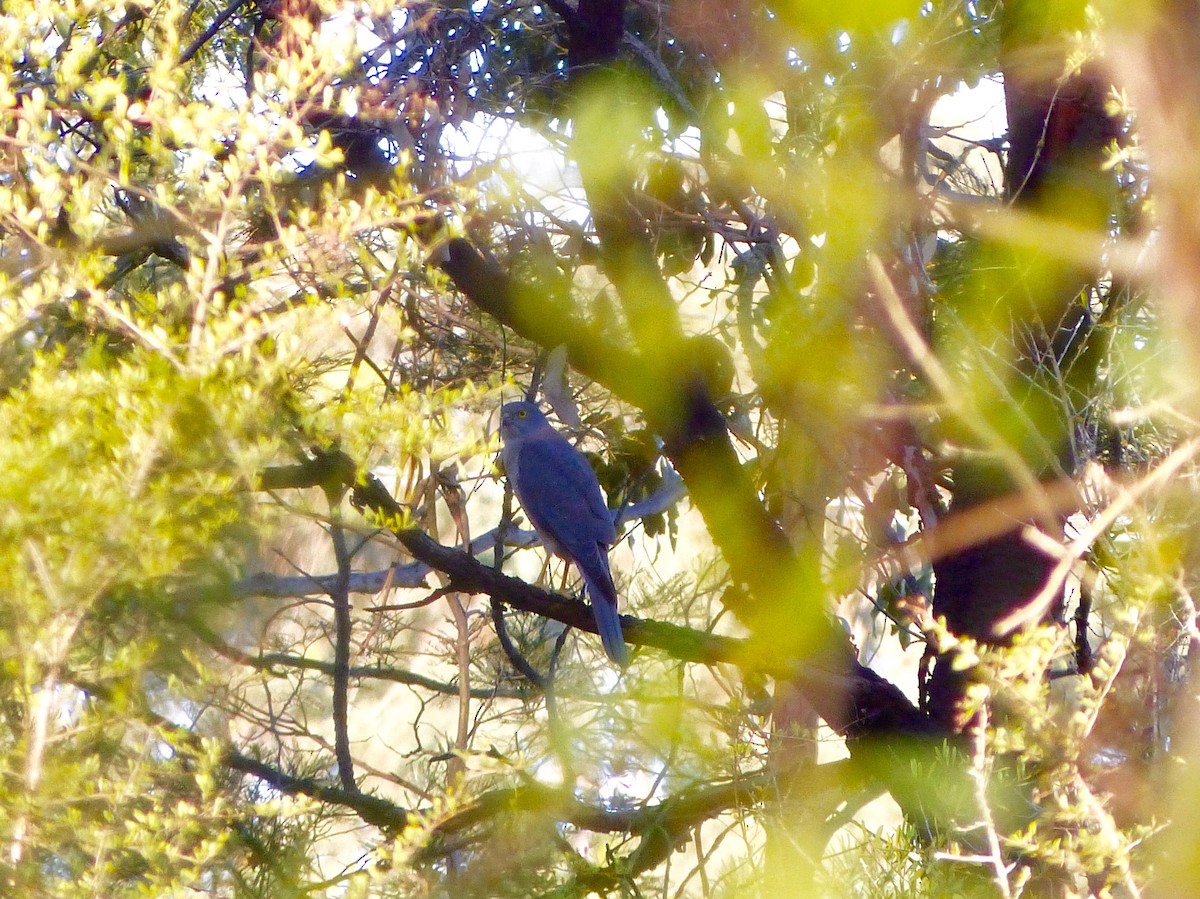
[517,409,528,418]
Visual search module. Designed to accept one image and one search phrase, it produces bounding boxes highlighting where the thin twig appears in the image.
[189,619,524,700]
[326,490,357,792]
[491,472,549,688]
[970,706,1013,899]
[441,474,474,787]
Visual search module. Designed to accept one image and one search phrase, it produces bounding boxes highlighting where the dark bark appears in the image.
[926,0,1121,729]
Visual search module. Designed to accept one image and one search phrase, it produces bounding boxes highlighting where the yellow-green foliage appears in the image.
[0,0,475,892]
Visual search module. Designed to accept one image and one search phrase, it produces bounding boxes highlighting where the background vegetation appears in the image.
[2,0,1199,896]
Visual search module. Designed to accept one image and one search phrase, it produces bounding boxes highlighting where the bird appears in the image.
[499,401,628,667]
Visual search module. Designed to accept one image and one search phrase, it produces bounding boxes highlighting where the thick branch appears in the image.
[257,449,357,492]
[420,757,876,879]
[396,528,739,667]
[420,770,774,859]
[437,238,655,409]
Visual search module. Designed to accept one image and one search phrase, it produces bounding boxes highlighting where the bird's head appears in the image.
[500,401,553,442]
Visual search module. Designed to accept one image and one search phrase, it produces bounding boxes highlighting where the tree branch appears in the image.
[326,492,358,792]
[179,0,251,66]
[253,454,937,741]
[418,756,874,877]
[223,750,408,830]
[241,461,686,598]
[225,645,526,701]
[75,676,413,831]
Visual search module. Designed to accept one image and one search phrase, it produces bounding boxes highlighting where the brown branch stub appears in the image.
[258,447,358,493]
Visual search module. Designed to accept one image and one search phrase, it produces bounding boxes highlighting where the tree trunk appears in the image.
[926,0,1120,729]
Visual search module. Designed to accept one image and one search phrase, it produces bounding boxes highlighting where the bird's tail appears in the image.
[590,589,628,668]
[580,551,628,668]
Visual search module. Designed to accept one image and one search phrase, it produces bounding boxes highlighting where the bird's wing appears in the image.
[511,433,628,667]
[512,436,617,549]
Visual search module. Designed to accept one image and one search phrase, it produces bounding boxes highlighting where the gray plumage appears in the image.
[499,401,628,667]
